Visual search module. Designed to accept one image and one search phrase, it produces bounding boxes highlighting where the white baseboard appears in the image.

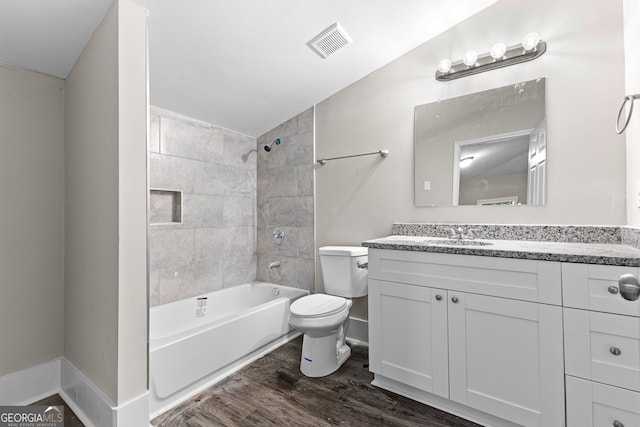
[115,390,150,427]
[60,358,149,427]
[0,358,149,427]
[346,317,368,346]
[0,358,61,405]
[59,358,115,427]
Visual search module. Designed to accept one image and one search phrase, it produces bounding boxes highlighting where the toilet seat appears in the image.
[290,294,347,318]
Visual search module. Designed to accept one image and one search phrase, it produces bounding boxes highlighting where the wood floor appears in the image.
[152,336,481,427]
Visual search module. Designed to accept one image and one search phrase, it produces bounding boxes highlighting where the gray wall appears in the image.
[316,0,627,319]
[65,0,147,404]
[256,108,315,293]
[149,108,258,305]
[0,65,65,378]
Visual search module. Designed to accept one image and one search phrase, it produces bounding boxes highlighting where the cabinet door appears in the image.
[566,375,640,427]
[368,279,448,397]
[448,292,564,427]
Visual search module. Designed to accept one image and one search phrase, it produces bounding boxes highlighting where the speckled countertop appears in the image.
[361,235,640,267]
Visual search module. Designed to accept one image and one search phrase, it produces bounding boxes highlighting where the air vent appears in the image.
[308,23,352,59]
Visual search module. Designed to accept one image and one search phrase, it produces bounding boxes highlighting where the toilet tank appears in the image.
[319,246,368,298]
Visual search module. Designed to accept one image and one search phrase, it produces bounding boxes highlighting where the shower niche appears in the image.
[149,189,183,225]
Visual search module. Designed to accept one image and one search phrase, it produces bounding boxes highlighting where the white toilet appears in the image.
[289,246,368,377]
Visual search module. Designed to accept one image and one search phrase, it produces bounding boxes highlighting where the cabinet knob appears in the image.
[618,274,640,301]
[451,296,459,303]
[608,286,619,294]
[610,346,622,356]
[435,294,442,301]
[613,420,624,427]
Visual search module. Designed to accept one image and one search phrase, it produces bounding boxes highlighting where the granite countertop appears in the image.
[362,235,640,267]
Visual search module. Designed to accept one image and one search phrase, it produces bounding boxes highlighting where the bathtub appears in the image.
[149,281,309,417]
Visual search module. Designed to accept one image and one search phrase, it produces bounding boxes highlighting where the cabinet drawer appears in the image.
[564,308,640,391]
[368,249,561,305]
[566,375,640,427]
[562,263,640,316]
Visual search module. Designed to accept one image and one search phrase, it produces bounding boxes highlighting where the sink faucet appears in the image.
[447,227,479,240]
[447,227,465,239]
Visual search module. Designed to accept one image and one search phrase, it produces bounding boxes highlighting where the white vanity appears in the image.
[363,230,640,427]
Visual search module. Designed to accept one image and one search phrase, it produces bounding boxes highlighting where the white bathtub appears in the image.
[149,281,308,417]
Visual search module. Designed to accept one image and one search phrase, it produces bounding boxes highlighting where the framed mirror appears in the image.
[414,78,546,207]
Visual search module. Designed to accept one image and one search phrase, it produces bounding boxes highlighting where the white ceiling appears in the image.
[0,0,497,137]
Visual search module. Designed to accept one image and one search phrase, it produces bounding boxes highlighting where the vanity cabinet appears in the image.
[562,263,640,427]
[368,249,565,427]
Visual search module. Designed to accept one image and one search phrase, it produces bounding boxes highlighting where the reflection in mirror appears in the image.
[414,78,546,207]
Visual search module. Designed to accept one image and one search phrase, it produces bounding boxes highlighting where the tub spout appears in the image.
[268,261,281,269]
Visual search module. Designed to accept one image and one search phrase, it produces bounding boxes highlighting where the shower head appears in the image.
[263,138,281,152]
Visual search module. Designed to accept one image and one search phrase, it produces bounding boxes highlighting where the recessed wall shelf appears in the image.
[150,189,183,225]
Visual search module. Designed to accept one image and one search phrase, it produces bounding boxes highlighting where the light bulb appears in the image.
[522,33,541,51]
[437,58,452,73]
[462,51,478,67]
[460,156,474,168]
[490,43,507,60]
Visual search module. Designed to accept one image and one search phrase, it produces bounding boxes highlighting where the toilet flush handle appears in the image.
[357,261,368,270]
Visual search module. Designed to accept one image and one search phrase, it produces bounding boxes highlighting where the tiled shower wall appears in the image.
[256,108,315,293]
[149,108,258,305]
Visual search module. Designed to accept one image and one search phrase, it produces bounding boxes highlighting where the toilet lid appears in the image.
[290,294,347,318]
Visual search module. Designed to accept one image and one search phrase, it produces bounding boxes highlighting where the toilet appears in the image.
[289,246,368,377]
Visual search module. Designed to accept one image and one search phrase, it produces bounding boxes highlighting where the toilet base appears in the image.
[299,333,351,377]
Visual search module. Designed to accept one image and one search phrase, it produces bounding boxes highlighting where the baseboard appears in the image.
[0,358,149,427]
[346,317,368,346]
[59,358,114,427]
[60,358,149,427]
[115,390,150,427]
[0,358,61,405]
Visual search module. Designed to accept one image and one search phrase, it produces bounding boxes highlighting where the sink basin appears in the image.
[425,239,493,247]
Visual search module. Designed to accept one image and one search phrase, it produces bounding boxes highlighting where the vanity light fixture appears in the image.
[459,156,474,168]
[436,33,546,81]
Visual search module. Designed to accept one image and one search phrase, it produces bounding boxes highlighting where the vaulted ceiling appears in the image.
[0,0,497,136]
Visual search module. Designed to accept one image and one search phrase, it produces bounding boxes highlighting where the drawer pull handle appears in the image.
[618,273,640,301]
[435,295,442,301]
[613,420,624,427]
[608,286,619,294]
[610,346,622,356]
[451,296,459,303]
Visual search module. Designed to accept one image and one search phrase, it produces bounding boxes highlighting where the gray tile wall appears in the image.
[256,108,315,292]
[149,109,258,306]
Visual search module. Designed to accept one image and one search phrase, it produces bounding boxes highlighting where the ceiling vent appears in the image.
[308,23,353,59]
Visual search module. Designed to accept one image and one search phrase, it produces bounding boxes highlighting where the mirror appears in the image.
[414,78,546,207]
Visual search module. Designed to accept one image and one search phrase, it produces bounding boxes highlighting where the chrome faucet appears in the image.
[448,227,464,239]
[268,261,281,269]
[447,227,480,240]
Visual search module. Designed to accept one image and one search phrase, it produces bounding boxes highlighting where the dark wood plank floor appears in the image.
[152,337,482,427]
[31,393,85,427]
